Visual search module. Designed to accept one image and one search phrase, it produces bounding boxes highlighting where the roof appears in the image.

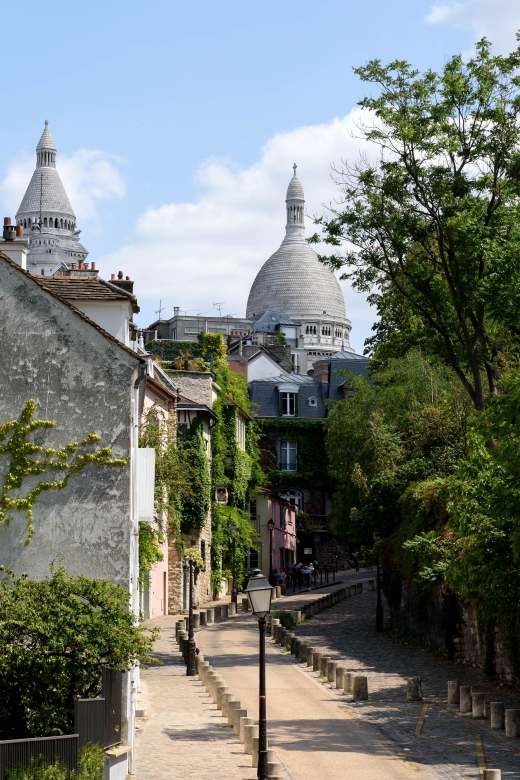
[252,310,300,332]
[0,251,144,364]
[286,168,304,200]
[177,395,218,422]
[249,372,316,385]
[37,121,56,151]
[17,167,74,217]
[246,171,346,322]
[329,349,370,361]
[35,275,140,313]
[223,398,253,421]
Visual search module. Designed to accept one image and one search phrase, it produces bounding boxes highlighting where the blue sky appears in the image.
[1,0,519,352]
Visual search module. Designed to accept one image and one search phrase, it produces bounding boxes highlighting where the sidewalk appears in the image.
[133,621,256,780]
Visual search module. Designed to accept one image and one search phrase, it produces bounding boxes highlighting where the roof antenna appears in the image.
[156,300,164,320]
[213,301,225,317]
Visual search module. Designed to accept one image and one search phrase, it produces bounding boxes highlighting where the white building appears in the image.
[246,166,353,373]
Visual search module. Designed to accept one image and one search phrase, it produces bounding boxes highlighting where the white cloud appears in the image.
[426,0,520,54]
[0,149,125,226]
[96,108,377,352]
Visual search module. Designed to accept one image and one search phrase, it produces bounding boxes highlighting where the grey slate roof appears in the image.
[37,122,56,151]
[249,373,327,420]
[327,352,371,401]
[252,310,300,333]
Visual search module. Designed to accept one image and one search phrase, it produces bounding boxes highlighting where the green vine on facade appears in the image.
[0,399,128,545]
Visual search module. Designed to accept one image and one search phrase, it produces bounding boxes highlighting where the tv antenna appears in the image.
[156,300,164,320]
[213,302,226,317]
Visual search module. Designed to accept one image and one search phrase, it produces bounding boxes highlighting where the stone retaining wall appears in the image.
[390,581,514,684]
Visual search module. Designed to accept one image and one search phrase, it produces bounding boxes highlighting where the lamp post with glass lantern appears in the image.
[244,569,273,780]
[184,557,197,675]
[230,521,238,605]
[373,531,383,632]
[267,517,274,584]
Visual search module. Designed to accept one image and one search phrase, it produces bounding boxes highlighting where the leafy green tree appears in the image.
[0,566,158,739]
[314,38,520,411]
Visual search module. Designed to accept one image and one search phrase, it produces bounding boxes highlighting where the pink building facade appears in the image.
[254,490,297,578]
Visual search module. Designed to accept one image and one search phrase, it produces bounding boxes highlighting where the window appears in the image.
[236,414,246,451]
[280,505,287,529]
[280,392,297,417]
[246,547,260,569]
[184,327,200,334]
[280,440,297,471]
[280,490,303,511]
[249,500,259,532]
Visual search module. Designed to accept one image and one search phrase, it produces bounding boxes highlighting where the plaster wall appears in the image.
[0,257,141,590]
[247,353,287,381]
[170,371,217,407]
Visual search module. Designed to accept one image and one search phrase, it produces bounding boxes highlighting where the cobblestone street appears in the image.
[284,583,520,780]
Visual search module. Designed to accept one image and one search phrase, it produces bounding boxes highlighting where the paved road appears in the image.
[197,614,437,780]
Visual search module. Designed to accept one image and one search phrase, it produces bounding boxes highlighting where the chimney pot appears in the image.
[71,263,77,269]
[118,271,123,279]
[3,217,11,226]
[84,263,89,269]
[15,225,23,237]
[78,261,84,270]
[126,275,130,280]
[111,273,116,280]
[91,262,96,270]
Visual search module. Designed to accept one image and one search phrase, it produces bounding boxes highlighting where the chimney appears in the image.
[92,262,96,270]
[84,263,89,270]
[78,261,84,270]
[71,263,77,270]
[174,306,180,316]
[118,271,123,279]
[0,216,28,269]
[111,273,116,280]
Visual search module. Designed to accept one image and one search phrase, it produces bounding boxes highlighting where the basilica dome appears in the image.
[246,167,346,322]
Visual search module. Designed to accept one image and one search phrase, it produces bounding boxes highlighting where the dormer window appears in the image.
[280,392,297,417]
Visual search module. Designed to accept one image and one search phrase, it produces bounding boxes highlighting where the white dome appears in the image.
[246,167,347,322]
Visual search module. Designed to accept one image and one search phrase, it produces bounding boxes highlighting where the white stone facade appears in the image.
[246,166,353,372]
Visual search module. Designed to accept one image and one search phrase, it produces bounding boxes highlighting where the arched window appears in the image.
[43,218,48,227]
[60,219,63,228]
[41,269,45,275]
[54,218,58,228]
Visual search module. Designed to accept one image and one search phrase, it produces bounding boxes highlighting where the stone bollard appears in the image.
[350,585,357,596]
[201,662,210,685]
[242,597,250,612]
[268,761,283,779]
[233,707,247,736]
[320,656,331,676]
[228,601,237,616]
[307,647,316,668]
[356,582,363,594]
[196,654,205,675]
[353,676,368,701]
[368,580,375,590]
[214,606,222,621]
[206,608,215,624]
[275,586,282,598]
[205,670,217,693]
[193,613,201,629]
[239,716,253,743]
[313,651,323,672]
[273,625,281,642]
[244,724,259,755]
[279,629,287,646]
[447,680,460,705]
[221,692,235,719]
[293,639,301,658]
[460,686,472,714]
[336,667,347,690]
[210,675,223,701]
[293,610,302,623]
[227,699,241,725]
[221,604,229,619]
[345,672,354,693]
[483,771,501,780]
[407,678,422,702]
[472,693,486,719]
[345,586,351,598]
[505,709,520,737]
[199,610,207,627]
[491,702,505,730]
[252,738,273,768]
[216,685,229,710]
[327,660,338,683]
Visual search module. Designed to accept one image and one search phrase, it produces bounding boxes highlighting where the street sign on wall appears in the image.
[304,548,312,554]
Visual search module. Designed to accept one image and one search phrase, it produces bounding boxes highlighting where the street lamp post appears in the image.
[373,531,384,632]
[230,521,238,605]
[184,557,197,675]
[244,569,273,780]
[267,518,274,585]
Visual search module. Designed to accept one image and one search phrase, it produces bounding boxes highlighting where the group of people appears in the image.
[270,560,318,588]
